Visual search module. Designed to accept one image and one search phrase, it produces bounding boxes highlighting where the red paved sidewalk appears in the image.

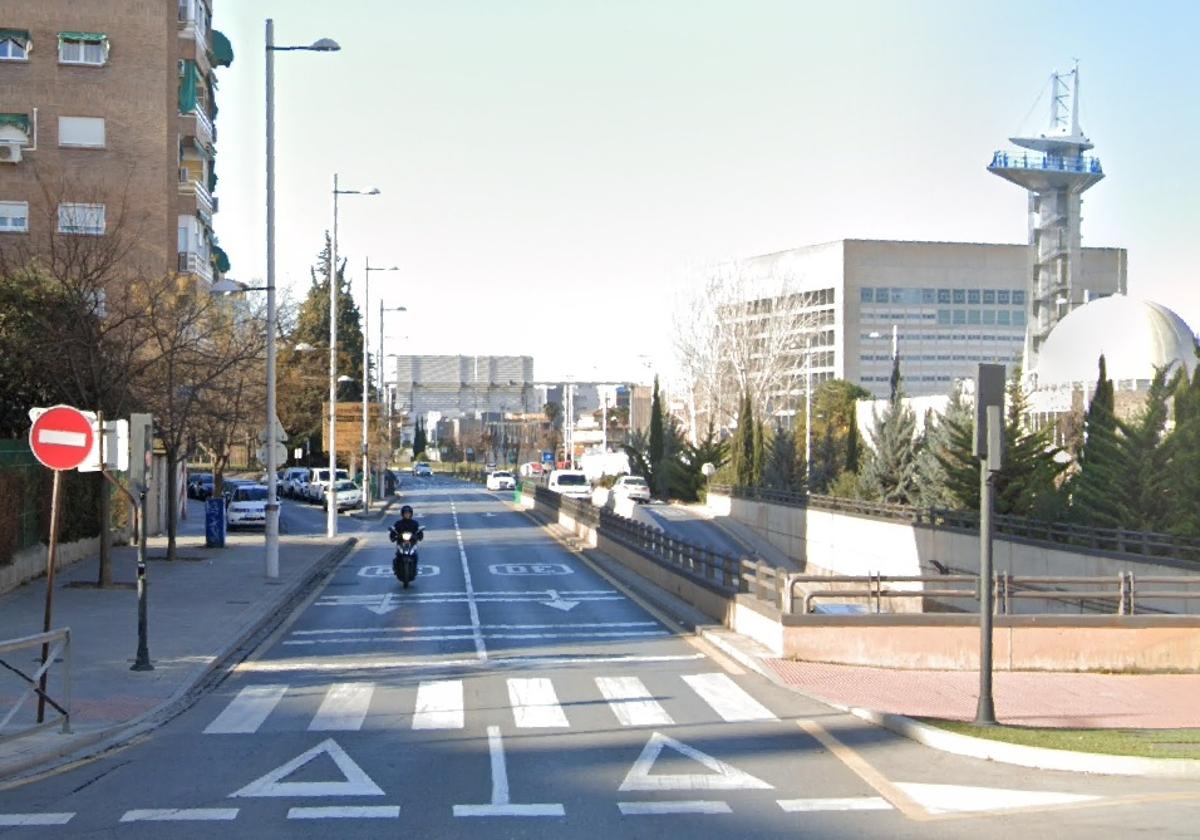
[765,659,1200,729]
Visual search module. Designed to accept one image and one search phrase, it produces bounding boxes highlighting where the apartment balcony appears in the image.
[178,170,214,219]
[180,106,213,147]
[178,250,212,283]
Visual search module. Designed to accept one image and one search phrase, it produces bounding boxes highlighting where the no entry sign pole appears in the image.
[28,405,94,723]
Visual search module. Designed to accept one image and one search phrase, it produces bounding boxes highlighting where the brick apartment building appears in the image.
[0,0,232,281]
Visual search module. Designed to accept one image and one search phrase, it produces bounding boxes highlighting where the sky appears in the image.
[211,0,1200,384]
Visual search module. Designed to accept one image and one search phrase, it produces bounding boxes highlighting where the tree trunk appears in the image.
[165,450,179,561]
[97,473,113,587]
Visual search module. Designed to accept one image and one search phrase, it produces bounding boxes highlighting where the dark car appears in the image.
[187,472,214,499]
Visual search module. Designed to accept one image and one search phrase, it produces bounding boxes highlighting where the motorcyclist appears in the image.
[389,505,424,544]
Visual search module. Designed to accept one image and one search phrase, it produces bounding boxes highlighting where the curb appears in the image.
[0,538,357,786]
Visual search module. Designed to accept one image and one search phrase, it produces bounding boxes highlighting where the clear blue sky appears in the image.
[212,0,1200,383]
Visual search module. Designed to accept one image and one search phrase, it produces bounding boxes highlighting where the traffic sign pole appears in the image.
[36,470,63,724]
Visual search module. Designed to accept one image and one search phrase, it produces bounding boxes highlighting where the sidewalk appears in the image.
[0,528,352,781]
[762,659,1200,729]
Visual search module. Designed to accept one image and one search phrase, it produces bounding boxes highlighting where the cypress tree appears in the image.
[648,376,666,495]
[1161,365,1200,538]
[735,392,755,486]
[1112,365,1172,531]
[764,424,800,490]
[752,419,765,486]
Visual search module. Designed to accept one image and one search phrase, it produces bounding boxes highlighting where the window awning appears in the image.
[0,113,30,134]
[212,244,230,274]
[0,28,31,48]
[179,60,199,113]
[210,29,233,68]
[58,32,108,43]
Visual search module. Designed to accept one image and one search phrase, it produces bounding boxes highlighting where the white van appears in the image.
[306,467,349,502]
[547,469,591,499]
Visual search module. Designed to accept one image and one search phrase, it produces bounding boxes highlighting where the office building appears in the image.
[392,355,537,421]
[0,1,232,283]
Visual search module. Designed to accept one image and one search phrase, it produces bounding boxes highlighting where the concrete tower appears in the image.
[988,65,1106,371]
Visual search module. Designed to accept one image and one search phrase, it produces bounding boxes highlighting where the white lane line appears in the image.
[683,673,778,722]
[413,680,464,730]
[618,801,731,815]
[453,726,565,817]
[237,653,708,674]
[596,677,675,727]
[308,682,374,731]
[120,809,239,822]
[777,797,893,812]
[287,806,400,819]
[292,621,659,635]
[203,684,288,734]
[507,677,569,728]
[0,814,74,826]
[450,499,487,661]
[282,631,669,646]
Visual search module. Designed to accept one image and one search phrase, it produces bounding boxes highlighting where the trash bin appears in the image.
[205,497,226,548]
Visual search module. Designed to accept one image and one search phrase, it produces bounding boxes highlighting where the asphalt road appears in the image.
[3,478,1199,837]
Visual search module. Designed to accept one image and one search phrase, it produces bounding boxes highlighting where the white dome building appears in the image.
[1029,295,1198,417]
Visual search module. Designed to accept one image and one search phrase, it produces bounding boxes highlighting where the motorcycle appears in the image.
[388,524,422,587]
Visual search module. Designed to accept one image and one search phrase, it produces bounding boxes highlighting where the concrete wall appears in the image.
[0,537,101,596]
[714,493,1200,615]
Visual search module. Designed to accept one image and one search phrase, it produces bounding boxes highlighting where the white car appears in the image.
[612,475,652,503]
[306,468,348,502]
[325,479,362,511]
[282,467,310,499]
[227,484,268,528]
[412,462,433,477]
[547,469,591,499]
[486,470,516,491]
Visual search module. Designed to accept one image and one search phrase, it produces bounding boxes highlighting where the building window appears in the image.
[937,289,951,304]
[937,309,950,325]
[58,203,105,235]
[860,288,873,303]
[997,310,1011,326]
[968,310,981,325]
[967,289,981,304]
[921,288,935,304]
[0,30,30,61]
[952,310,966,325]
[58,116,106,148]
[982,310,996,325]
[58,33,109,66]
[1013,310,1026,326]
[952,289,966,304]
[1012,290,1026,305]
[997,290,1011,305]
[983,289,996,304]
[0,201,29,233]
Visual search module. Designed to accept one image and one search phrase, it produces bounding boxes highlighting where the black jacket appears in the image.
[390,517,424,543]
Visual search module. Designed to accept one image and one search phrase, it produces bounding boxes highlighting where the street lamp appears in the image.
[327,178,380,537]
[264,19,340,576]
[377,298,407,502]
[361,262,401,513]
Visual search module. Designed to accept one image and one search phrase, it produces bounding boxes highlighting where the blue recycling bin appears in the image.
[205,497,226,548]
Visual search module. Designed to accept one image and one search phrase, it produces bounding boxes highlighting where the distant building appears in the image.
[734,239,1126,401]
[391,355,536,431]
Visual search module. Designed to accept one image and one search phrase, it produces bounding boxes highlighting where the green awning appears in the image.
[0,29,31,48]
[58,32,107,42]
[178,60,199,113]
[208,156,218,193]
[0,113,30,134]
[212,245,231,274]
[210,29,234,68]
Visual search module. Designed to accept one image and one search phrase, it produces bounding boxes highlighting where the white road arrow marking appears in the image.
[619,732,774,791]
[364,595,398,616]
[543,589,579,612]
[895,783,1102,814]
[230,739,384,798]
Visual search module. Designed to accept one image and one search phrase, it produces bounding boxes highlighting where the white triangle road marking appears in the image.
[619,732,774,791]
[895,782,1102,814]
[230,738,384,798]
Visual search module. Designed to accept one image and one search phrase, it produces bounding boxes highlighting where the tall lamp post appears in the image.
[261,19,339,576]
[327,177,380,537]
[362,261,400,512]
[378,302,407,496]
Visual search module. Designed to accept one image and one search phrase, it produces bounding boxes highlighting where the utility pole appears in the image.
[973,363,1006,726]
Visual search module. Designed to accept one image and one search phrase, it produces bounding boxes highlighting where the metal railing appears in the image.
[710,484,1200,564]
[0,628,72,743]
[988,150,1102,175]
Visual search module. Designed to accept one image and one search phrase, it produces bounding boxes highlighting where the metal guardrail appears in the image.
[710,484,1200,563]
[989,150,1103,174]
[0,628,72,743]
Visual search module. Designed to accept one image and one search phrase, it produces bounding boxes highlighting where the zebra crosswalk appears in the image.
[202,672,778,735]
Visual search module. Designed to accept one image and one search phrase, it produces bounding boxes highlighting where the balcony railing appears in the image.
[989,150,1102,176]
[178,174,213,217]
[182,107,213,146]
[177,250,212,282]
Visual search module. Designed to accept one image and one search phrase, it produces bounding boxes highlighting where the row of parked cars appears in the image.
[532,470,653,503]
[186,468,363,530]
[278,467,362,511]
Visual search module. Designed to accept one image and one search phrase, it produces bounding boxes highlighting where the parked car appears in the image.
[412,462,433,477]
[486,470,516,491]
[325,479,362,511]
[222,478,253,506]
[282,467,310,499]
[547,469,591,499]
[227,484,268,528]
[612,475,652,503]
[305,468,349,502]
[187,472,213,499]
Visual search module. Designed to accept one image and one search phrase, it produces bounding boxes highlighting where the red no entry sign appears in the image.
[29,405,95,471]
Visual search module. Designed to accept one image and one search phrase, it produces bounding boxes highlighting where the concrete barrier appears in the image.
[0,537,102,596]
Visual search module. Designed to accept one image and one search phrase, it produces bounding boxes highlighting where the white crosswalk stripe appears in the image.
[413,680,465,730]
[595,676,674,726]
[309,683,375,731]
[203,672,779,733]
[204,685,288,734]
[683,673,778,722]
[507,678,569,728]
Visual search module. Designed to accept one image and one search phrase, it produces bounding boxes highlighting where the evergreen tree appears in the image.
[413,418,427,460]
[763,424,800,490]
[859,371,919,505]
[648,376,666,495]
[752,419,765,486]
[1069,356,1124,527]
[914,384,971,508]
[1113,365,1173,531]
[1161,365,1200,537]
[734,391,755,486]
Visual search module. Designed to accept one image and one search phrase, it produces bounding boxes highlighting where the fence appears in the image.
[0,440,43,563]
[711,484,1200,564]
[0,628,72,743]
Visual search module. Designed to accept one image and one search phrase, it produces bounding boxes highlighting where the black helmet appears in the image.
[400,505,413,516]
